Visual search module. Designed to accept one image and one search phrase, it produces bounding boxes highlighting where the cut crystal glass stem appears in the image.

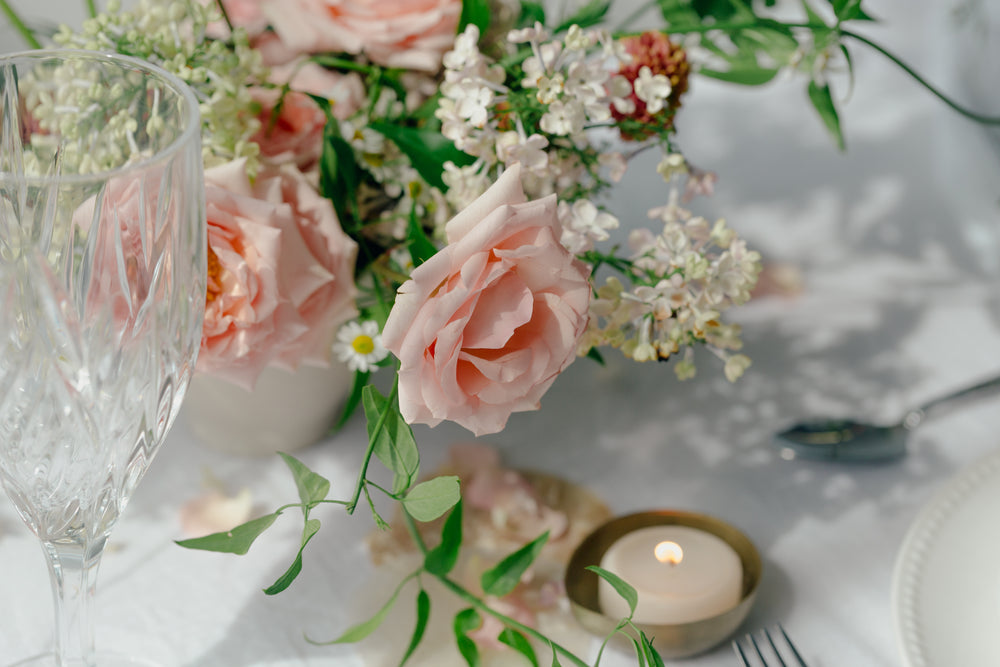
[41,536,107,667]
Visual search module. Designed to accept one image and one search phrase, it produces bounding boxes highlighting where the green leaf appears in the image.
[732,25,800,62]
[699,64,780,86]
[334,370,371,431]
[459,0,490,34]
[481,531,550,597]
[801,0,827,25]
[363,385,420,494]
[369,122,474,192]
[399,589,431,666]
[690,0,739,20]
[586,565,638,617]
[454,608,482,667]
[499,629,539,667]
[407,200,438,267]
[629,637,648,667]
[403,476,461,522]
[311,575,412,644]
[554,0,611,32]
[424,499,463,576]
[830,0,862,21]
[549,641,563,667]
[175,513,279,554]
[263,518,321,595]
[517,1,546,27]
[585,347,606,365]
[278,453,331,507]
[640,630,666,667]
[807,79,845,150]
[656,0,702,28]
[317,119,361,231]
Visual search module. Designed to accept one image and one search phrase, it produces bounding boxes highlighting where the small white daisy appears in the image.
[333,321,389,373]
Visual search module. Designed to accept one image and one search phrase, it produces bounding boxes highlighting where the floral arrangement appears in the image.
[6,0,998,663]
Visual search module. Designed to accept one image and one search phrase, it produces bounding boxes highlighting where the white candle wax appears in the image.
[597,525,743,625]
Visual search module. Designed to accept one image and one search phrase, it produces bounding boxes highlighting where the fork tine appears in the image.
[732,638,752,667]
[777,624,808,667]
[731,625,809,667]
[761,628,788,667]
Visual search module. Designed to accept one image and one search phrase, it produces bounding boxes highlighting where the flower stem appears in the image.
[346,375,398,514]
[841,28,1000,125]
[0,0,41,48]
[616,0,658,31]
[399,510,591,667]
[85,0,97,19]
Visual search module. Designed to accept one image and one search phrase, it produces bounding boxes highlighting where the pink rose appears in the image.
[263,0,462,72]
[253,64,365,169]
[382,164,591,436]
[197,159,358,389]
[205,0,270,40]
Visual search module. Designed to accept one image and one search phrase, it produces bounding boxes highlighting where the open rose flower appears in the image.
[197,159,359,389]
[263,0,462,72]
[382,164,591,436]
[253,63,366,170]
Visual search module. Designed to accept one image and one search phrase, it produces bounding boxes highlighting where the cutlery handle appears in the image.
[916,374,1000,422]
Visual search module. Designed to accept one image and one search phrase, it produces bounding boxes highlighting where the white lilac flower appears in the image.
[55,0,267,171]
[443,25,482,71]
[536,73,565,104]
[565,60,613,121]
[443,161,491,211]
[449,81,494,127]
[558,199,619,253]
[521,42,563,87]
[596,29,632,62]
[724,354,752,382]
[606,74,636,115]
[495,131,549,171]
[565,24,597,50]
[334,321,390,373]
[598,151,628,182]
[674,349,697,380]
[656,154,688,182]
[634,66,673,114]
[507,21,549,44]
[684,167,718,200]
[539,99,586,136]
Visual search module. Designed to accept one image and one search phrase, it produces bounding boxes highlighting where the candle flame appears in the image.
[654,540,683,565]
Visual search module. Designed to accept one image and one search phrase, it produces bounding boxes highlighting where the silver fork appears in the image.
[732,624,808,667]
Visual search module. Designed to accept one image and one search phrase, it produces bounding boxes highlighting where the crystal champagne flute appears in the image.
[0,50,206,666]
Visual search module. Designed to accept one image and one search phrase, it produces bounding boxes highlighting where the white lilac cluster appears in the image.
[17,57,167,174]
[436,22,663,254]
[54,0,268,171]
[340,93,451,242]
[580,177,761,381]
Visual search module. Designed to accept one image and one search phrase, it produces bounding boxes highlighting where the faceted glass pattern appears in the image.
[0,50,205,666]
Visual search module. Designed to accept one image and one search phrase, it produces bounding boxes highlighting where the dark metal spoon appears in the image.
[774,374,1000,462]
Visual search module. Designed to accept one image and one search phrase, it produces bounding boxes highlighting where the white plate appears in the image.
[892,448,1000,667]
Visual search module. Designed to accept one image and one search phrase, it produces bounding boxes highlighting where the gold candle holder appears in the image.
[564,510,761,659]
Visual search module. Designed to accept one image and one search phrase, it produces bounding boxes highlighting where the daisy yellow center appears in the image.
[352,334,375,355]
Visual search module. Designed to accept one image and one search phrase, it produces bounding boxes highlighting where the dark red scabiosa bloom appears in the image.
[611,31,691,140]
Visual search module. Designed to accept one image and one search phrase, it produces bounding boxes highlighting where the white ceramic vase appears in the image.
[182,362,354,456]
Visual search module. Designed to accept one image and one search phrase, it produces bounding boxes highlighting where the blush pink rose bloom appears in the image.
[198,159,359,389]
[382,164,592,436]
[253,63,365,169]
[263,0,462,72]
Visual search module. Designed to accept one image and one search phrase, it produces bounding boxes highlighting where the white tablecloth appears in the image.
[3,0,1000,665]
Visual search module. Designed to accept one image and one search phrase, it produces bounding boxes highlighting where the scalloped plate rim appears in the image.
[891,447,1000,667]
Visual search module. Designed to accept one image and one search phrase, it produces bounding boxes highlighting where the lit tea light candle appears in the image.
[598,525,743,625]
